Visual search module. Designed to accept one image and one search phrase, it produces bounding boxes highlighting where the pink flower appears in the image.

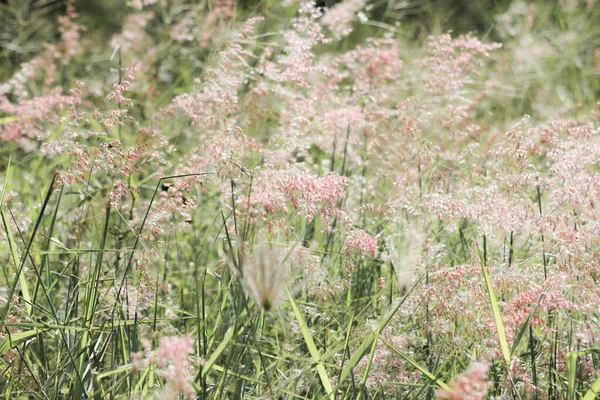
[321,0,366,39]
[133,335,195,399]
[244,166,348,231]
[346,228,378,258]
[436,362,492,400]
[131,0,157,10]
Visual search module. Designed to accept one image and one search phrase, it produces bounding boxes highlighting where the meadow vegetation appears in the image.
[0,0,599,398]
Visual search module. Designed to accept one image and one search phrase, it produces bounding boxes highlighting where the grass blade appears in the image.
[0,172,57,330]
[380,337,450,391]
[510,291,545,358]
[0,159,32,315]
[582,375,600,400]
[338,271,426,386]
[566,348,600,400]
[1,208,32,315]
[201,326,234,379]
[0,329,41,356]
[286,285,334,399]
[479,236,510,366]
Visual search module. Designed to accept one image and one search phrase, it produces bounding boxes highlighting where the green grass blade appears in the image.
[583,375,600,400]
[510,291,545,358]
[342,316,385,384]
[480,262,510,366]
[201,327,234,379]
[567,351,577,400]
[0,158,32,315]
[0,116,19,125]
[566,348,600,400]
[1,208,32,315]
[0,172,57,330]
[0,329,41,355]
[97,364,134,380]
[286,285,334,399]
[380,337,450,391]
[78,201,111,364]
[338,271,426,386]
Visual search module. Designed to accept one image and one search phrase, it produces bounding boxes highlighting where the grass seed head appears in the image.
[242,237,296,312]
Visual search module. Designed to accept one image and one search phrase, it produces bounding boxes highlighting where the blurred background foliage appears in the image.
[1,0,599,118]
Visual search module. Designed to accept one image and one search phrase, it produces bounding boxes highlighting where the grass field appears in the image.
[0,0,599,398]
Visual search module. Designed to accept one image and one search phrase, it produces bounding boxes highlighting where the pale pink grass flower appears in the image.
[132,335,195,399]
[345,228,378,258]
[132,0,158,10]
[236,237,302,311]
[436,361,492,400]
[244,167,348,231]
[320,0,367,39]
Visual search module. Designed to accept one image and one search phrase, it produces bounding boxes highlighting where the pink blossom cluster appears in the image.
[320,0,366,39]
[423,33,502,95]
[345,228,378,258]
[132,335,195,399]
[131,0,158,10]
[100,61,142,130]
[170,17,263,125]
[0,89,75,142]
[53,0,85,64]
[246,167,348,228]
[436,362,492,400]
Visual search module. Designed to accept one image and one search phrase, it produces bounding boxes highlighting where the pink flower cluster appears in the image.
[345,228,378,258]
[132,335,195,399]
[320,0,366,39]
[101,61,141,130]
[132,0,158,10]
[246,167,348,229]
[437,362,493,400]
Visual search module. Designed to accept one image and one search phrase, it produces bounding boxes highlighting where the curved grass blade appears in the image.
[0,329,41,356]
[0,172,57,330]
[583,375,600,400]
[1,208,32,315]
[380,337,450,391]
[0,159,32,315]
[338,271,426,387]
[478,236,510,366]
[510,291,545,358]
[567,347,600,400]
[201,326,234,379]
[286,285,334,399]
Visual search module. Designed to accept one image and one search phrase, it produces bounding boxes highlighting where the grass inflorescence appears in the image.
[0,0,599,398]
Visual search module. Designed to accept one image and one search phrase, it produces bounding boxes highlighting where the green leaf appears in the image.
[510,291,545,358]
[583,375,600,400]
[0,329,40,355]
[567,347,600,400]
[380,337,451,391]
[286,285,334,399]
[480,262,510,366]
[201,327,234,379]
[0,116,19,125]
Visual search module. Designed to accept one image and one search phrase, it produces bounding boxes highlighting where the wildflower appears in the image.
[320,0,366,39]
[132,335,195,399]
[246,166,348,230]
[131,0,157,10]
[436,361,492,400]
[346,228,378,258]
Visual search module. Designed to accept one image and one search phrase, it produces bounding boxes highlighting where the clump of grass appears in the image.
[0,0,599,398]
